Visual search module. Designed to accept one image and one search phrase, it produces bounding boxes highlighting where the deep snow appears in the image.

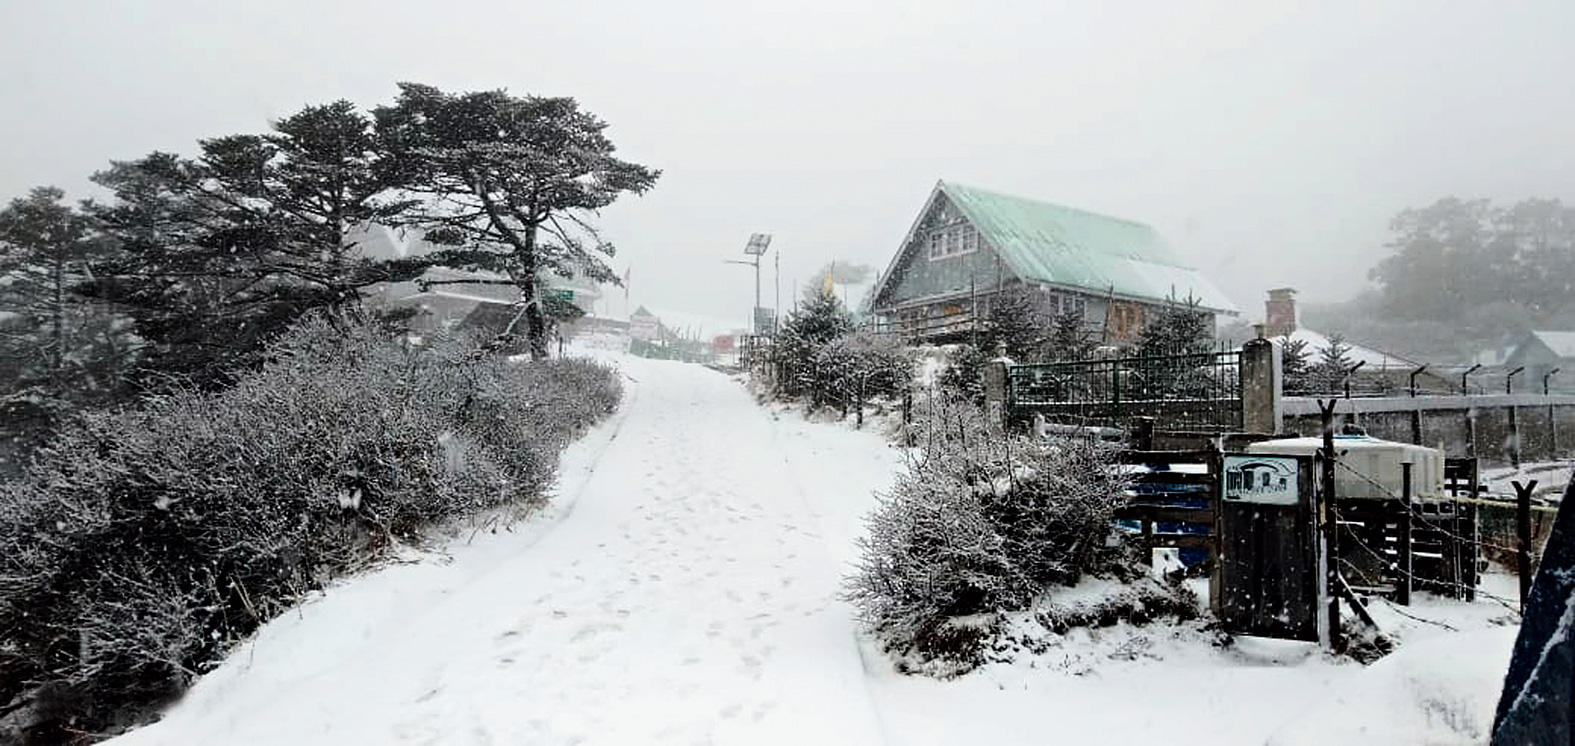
[110,346,1518,746]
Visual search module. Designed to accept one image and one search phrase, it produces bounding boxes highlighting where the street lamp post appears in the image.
[725,233,772,334]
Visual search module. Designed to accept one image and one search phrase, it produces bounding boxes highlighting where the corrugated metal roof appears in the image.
[939,182,1239,314]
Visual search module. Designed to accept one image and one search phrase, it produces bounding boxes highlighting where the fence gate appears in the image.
[1216,453,1321,642]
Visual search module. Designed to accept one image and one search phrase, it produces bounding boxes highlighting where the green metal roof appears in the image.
[940,182,1239,314]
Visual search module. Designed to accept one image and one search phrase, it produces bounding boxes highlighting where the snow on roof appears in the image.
[1530,330,1575,359]
[1278,328,1422,370]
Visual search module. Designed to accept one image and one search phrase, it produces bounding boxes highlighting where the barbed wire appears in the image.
[1332,460,1530,555]
[1337,524,1524,616]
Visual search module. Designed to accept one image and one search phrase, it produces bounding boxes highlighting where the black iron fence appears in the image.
[1007,349,1244,432]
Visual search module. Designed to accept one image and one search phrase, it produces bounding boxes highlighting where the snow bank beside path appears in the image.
[1267,627,1515,745]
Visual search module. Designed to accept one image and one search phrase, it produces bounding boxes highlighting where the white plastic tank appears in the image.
[1245,435,1445,500]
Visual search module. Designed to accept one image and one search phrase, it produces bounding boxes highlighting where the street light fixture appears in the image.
[726,233,772,333]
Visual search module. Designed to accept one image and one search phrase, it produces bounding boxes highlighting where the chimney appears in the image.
[1265,288,1297,338]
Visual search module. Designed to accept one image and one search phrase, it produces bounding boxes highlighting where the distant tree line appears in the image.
[1371,197,1575,324]
[0,83,658,470]
[1308,197,1575,362]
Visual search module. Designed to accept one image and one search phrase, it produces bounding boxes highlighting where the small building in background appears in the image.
[866,180,1238,344]
[353,223,603,340]
[1506,331,1575,393]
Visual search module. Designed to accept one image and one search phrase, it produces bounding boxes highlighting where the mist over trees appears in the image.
[1304,197,1575,362]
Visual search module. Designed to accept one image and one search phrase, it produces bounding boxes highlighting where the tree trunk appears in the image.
[50,256,65,388]
[522,279,548,360]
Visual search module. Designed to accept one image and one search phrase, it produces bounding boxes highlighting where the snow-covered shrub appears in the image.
[0,314,621,740]
[806,333,915,412]
[845,394,1131,660]
[935,344,986,405]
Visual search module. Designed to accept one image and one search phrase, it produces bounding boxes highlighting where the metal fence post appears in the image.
[1514,479,1538,613]
[1318,398,1342,651]
[1397,462,1413,606]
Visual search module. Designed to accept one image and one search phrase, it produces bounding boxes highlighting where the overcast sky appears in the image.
[4,0,1573,328]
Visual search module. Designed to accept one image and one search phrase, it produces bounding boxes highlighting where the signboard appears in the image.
[548,288,574,302]
[713,335,735,353]
[630,314,659,341]
[753,307,775,334]
[1223,455,1300,506]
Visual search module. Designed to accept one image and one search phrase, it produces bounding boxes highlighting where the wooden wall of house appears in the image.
[880,236,1010,308]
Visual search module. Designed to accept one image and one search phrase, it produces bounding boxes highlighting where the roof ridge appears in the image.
[939,180,1156,231]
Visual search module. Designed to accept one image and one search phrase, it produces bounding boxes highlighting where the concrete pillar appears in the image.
[982,348,1013,434]
[1241,337,1283,434]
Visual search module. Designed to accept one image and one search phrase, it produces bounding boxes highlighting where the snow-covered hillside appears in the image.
[109,347,1516,746]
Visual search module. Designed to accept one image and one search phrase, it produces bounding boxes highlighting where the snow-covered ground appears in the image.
[110,345,1519,746]
[1482,461,1574,501]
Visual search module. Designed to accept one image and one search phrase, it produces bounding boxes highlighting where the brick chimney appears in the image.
[1265,288,1297,338]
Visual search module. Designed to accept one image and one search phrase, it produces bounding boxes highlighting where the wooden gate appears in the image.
[1216,454,1321,642]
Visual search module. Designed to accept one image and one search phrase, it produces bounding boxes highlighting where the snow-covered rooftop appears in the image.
[1277,327,1422,370]
[1529,330,1575,359]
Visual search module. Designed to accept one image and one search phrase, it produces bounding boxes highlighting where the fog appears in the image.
[3,0,1573,327]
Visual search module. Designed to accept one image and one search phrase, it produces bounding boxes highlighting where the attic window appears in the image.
[927,223,978,260]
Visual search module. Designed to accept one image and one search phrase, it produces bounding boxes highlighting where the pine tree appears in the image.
[82,101,431,384]
[0,187,133,402]
[1136,296,1213,358]
[373,83,659,359]
[0,187,136,471]
[1307,334,1355,393]
[1043,311,1096,362]
[1278,336,1310,393]
[980,284,1044,359]
[1133,296,1215,398]
[771,289,852,398]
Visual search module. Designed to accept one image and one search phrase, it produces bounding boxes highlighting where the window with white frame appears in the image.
[927,223,979,260]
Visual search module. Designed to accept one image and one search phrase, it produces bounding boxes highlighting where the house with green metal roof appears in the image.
[866,181,1239,344]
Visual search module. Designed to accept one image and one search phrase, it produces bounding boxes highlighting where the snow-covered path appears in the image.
[110,349,1516,746]
[115,353,899,746]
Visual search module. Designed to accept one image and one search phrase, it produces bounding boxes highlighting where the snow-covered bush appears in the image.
[845,394,1131,659]
[0,314,621,740]
[935,344,986,405]
[764,291,915,413]
[807,333,915,413]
